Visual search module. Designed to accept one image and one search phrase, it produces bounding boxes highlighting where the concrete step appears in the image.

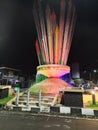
[19,96,54,102]
[17,99,54,107]
[9,93,58,108]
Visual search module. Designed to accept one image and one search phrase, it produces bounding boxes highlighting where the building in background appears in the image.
[0,67,25,87]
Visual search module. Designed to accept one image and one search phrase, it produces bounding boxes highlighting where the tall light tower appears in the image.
[30,0,76,95]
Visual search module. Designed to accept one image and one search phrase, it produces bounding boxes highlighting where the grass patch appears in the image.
[87,102,98,110]
[30,89,40,95]
[0,95,14,105]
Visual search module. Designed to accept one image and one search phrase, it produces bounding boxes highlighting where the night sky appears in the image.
[0,0,98,75]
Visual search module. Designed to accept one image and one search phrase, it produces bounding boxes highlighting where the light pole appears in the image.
[89,72,91,80]
[92,91,96,105]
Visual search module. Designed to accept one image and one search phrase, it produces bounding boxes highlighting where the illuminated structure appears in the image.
[30,0,76,94]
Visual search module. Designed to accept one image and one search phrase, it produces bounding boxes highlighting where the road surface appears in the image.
[0,111,98,130]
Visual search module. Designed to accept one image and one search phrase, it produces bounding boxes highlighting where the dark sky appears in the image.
[0,0,98,74]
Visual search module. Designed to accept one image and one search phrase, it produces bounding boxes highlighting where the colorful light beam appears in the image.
[33,0,76,65]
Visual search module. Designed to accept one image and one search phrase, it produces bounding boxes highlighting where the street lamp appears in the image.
[93,70,97,73]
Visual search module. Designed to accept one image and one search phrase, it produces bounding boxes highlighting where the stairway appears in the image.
[8,92,58,108]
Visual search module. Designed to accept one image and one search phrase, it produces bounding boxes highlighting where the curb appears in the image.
[2,105,98,118]
[50,106,96,117]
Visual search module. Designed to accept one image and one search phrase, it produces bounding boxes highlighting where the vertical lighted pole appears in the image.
[58,0,65,64]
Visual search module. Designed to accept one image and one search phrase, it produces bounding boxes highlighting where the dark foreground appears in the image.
[0,111,98,130]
